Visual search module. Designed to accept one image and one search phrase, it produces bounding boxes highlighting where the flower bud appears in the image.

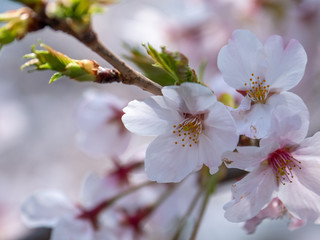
[21,42,118,83]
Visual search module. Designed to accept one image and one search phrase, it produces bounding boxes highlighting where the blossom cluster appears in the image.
[20,29,320,239]
[122,30,320,232]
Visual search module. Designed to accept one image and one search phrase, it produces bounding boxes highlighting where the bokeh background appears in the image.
[1,0,320,239]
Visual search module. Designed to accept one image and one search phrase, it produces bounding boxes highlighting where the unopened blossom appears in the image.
[122,82,238,183]
[223,107,320,227]
[244,197,306,234]
[218,29,308,138]
[21,173,121,240]
[75,90,130,157]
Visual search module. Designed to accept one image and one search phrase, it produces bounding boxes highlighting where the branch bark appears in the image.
[39,14,162,95]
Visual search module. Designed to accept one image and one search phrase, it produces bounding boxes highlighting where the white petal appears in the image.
[81,173,118,208]
[217,29,264,90]
[21,190,78,228]
[224,166,276,222]
[264,92,309,143]
[51,218,95,240]
[278,174,320,223]
[291,132,320,196]
[222,145,271,171]
[162,82,217,113]
[122,96,181,136]
[201,102,239,173]
[234,91,309,139]
[198,133,222,174]
[264,36,307,91]
[145,135,199,183]
[232,97,273,139]
[75,90,124,132]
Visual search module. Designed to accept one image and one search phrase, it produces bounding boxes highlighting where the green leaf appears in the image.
[49,72,64,83]
[198,60,207,83]
[124,45,175,86]
[143,43,198,85]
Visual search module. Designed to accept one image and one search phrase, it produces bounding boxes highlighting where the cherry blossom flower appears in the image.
[122,82,238,183]
[217,29,308,138]
[75,90,130,158]
[21,173,123,240]
[222,107,320,227]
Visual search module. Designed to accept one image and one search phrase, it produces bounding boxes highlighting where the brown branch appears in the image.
[39,14,162,95]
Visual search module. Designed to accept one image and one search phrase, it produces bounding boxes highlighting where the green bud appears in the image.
[21,42,101,83]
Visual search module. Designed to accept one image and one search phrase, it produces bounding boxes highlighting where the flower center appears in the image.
[172,113,204,148]
[244,73,270,104]
[267,148,302,185]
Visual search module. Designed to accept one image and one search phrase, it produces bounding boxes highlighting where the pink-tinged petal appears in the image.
[145,135,199,183]
[264,36,307,91]
[224,166,276,222]
[222,145,271,171]
[21,190,79,228]
[122,96,181,136]
[265,92,309,143]
[278,175,320,223]
[290,132,320,196]
[162,82,217,113]
[51,218,95,240]
[288,217,306,231]
[244,198,284,234]
[217,29,264,90]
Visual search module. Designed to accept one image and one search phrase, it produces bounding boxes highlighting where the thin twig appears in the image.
[190,175,217,240]
[172,187,203,240]
[41,15,162,95]
[109,181,155,204]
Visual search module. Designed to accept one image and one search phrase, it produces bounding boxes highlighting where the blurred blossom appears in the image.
[75,89,131,158]
[145,174,202,239]
[21,172,124,240]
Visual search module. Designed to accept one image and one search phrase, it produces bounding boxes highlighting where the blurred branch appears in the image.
[172,187,202,240]
[190,174,218,240]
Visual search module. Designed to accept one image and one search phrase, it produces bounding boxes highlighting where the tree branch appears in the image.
[39,13,162,95]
